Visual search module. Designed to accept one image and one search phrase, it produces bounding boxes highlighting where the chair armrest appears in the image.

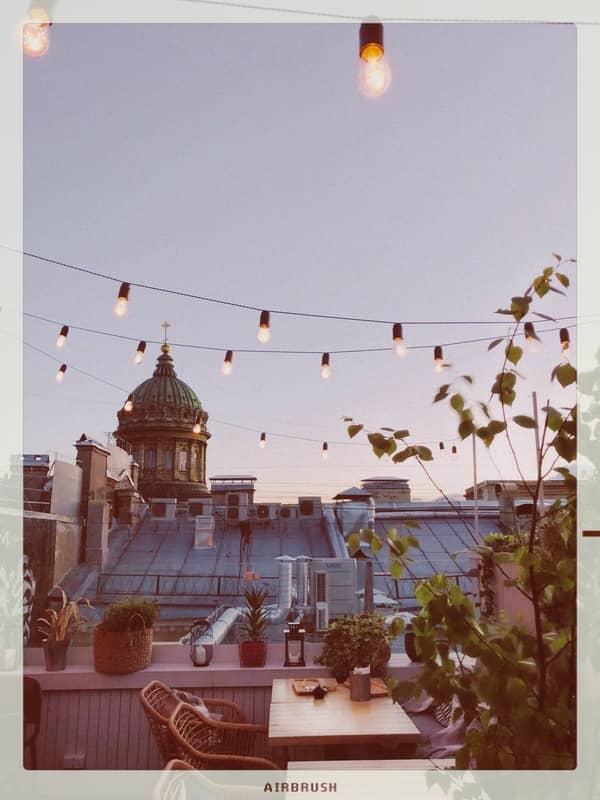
[203,698,248,723]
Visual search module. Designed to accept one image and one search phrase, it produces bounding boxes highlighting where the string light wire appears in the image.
[7,246,578,328]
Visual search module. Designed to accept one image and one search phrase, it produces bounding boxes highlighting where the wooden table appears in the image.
[268,678,422,749]
[287,758,455,770]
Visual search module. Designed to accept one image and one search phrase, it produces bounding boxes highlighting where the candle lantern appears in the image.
[284,621,305,667]
[189,619,214,667]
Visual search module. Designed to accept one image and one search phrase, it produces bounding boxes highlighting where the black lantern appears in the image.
[284,621,305,667]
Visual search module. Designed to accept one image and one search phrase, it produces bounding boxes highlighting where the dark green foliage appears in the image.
[97,597,159,633]
[314,614,392,679]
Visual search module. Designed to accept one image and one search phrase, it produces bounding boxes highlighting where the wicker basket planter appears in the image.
[93,601,158,674]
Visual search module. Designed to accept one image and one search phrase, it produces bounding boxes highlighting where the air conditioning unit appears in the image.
[310,559,357,620]
[315,602,329,632]
[227,507,239,520]
[314,571,328,603]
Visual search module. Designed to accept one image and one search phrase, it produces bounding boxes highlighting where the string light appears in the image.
[392,322,407,357]
[322,441,329,460]
[257,310,271,343]
[114,282,130,318]
[260,432,266,449]
[358,18,391,98]
[559,327,570,358]
[123,394,134,413]
[434,345,444,372]
[222,350,233,376]
[56,325,69,349]
[193,413,201,434]
[321,352,331,379]
[55,363,67,382]
[439,441,445,451]
[23,7,51,58]
[524,322,539,354]
[133,340,146,365]
[451,446,457,457]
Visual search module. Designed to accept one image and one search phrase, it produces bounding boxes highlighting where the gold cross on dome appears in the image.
[161,321,171,345]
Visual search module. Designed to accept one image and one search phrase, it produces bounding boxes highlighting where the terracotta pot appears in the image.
[44,639,69,671]
[239,641,267,667]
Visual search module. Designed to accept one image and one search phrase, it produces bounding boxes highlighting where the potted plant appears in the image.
[239,584,269,667]
[37,587,92,671]
[315,614,391,682]
[94,597,159,674]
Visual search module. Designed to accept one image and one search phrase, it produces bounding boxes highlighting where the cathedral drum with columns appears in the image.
[115,329,211,502]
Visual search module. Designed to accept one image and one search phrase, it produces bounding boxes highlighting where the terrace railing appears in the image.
[95,572,278,601]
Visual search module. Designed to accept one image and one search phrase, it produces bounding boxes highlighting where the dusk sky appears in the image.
[22,22,576,501]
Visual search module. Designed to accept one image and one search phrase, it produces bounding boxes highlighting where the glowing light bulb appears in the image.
[23,8,51,58]
[451,446,457,457]
[260,432,266,449]
[56,325,69,348]
[114,282,130,317]
[358,55,392,98]
[434,345,444,372]
[392,323,406,356]
[134,340,146,364]
[321,353,330,379]
[257,310,271,344]
[56,363,67,382]
[193,421,201,434]
[222,350,233,376]
[124,395,134,413]
[524,322,539,354]
[322,442,329,460]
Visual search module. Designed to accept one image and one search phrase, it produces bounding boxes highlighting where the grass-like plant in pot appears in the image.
[315,614,391,682]
[239,584,269,667]
[37,586,92,671]
[94,597,159,674]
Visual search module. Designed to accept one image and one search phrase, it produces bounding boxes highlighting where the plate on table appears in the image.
[292,679,338,695]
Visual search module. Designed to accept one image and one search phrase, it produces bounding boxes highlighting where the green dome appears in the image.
[131,347,202,413]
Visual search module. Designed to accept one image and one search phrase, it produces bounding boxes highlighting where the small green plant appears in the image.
[481,532,519,552]
[37,586,92,643]
[315,614,391,680]
[240,585,269,642]
[97,597,159,633]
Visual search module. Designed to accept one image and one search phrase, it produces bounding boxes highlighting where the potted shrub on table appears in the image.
[314,613,391,683]
[239,584,269,667]
[37,587,92,672]
[94,597,159,674]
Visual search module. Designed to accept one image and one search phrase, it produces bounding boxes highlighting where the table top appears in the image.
[268,679,422,746]
[287,759,455,770]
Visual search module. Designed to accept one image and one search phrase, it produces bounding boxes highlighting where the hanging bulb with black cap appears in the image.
[193,413,201,435]
[559,328,570,359]
[56,325,69,349]
[321,353,330,379]
[134,341,146,365]
[322,442,329,460]
[392,323,406,357]
[124,394,134,413]
[114,283,130,317]
[524,322,540,354]
[222,350,233,376]
[55,363,67,382]
[434,345,444,373]
[259,432,266,449]
[257,310,271,343]
[358,17,391,97]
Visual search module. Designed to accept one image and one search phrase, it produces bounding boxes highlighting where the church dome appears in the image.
[130,345,202,416]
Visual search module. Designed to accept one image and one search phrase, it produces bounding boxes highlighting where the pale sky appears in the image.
[22,22,576,502]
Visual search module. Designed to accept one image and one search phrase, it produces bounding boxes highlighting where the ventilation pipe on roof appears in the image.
[265,555,295,623]
[181,606,242,646]
[295,555,311,607]
[497,483,519,533]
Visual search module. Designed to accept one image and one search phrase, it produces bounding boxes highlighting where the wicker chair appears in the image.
[140,681,256,765]
[168,701,283,770]
[155,760,272,800]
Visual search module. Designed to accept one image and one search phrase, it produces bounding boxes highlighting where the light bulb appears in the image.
[322,442,329,460]
[559,328,570,359]
[434,345,444,372]
[114,282,130,317]
[193,422,201,434]
[435,360,444,373]
[394,339,407,357]
[257,310,270,343]
[451,446,457,457]
[357,56,392,98]
[23,9,51,58]
[222,350,233,376]
[56,325,69,348]
[524,322,539,354]
[260,433,266,449]
[321,353,330,379]
[56,363,67,382]
[134,340,146,364]
[124,395,133,413]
